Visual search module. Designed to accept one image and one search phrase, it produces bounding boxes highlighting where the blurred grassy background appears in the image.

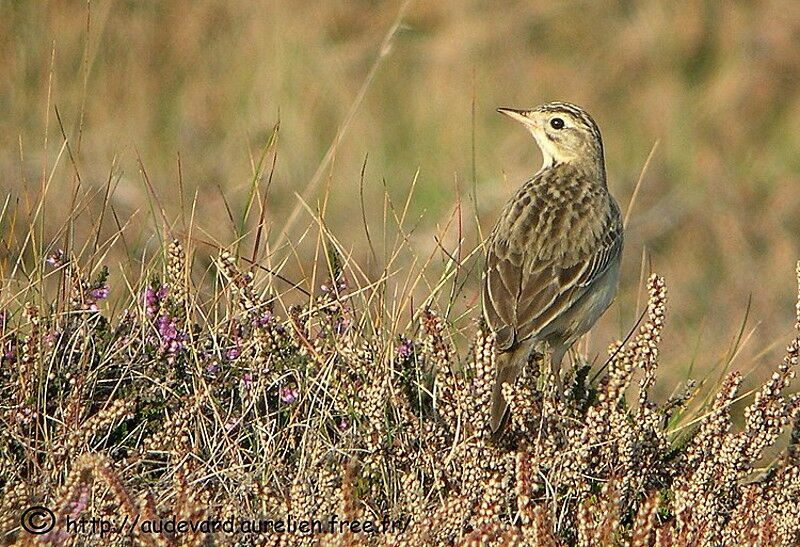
[1,0,799,393]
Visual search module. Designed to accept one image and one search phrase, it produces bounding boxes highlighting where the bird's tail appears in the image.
[489,345,528,438]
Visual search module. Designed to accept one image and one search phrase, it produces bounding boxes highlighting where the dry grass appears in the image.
[0,209,799,544]
[2,1,800,544]
[2,1,800,390]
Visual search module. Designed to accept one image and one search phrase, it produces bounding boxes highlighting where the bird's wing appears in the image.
[482,210,622,351]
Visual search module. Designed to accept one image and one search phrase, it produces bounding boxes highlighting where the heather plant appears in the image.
[4,1,800,381]
[3,3,800,545]
[1,211,799,545]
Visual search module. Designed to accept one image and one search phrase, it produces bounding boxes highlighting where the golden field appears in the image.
[1,2,800,544]
[3,1,799,390]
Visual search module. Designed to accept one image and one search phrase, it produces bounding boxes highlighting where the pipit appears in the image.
[484,102,623,435]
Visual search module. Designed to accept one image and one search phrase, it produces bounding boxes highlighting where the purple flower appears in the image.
[338,418,348,431]
[280,385,299,404]
[144,287,157,315]
[144,284,169,317]
[81,285,109,312]
[89,285,109,301]
[253,312,273,328]
[157,315,178,339]
[155,314,184,361]
[2,345,15,364]
[206,361,220,375]
[241,372,254,389]
[396,338,413,360]
[226,346,241,360]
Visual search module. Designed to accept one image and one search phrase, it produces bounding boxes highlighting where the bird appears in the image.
[483,101,623,436]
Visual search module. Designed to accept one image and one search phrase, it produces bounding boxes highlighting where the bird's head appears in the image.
[497,102,604,171]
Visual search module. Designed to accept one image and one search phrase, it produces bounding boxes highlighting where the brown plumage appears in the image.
[484,102,623,436]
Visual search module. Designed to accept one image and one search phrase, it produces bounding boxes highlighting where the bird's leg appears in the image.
[549,344,569,399]
[551,361,563,398]
[531,349,547,391]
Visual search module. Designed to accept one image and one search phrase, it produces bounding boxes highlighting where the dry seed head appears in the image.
[631,493,659,547]
[167,239,188,309]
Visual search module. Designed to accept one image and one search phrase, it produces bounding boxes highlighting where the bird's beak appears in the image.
[497,107,535,127]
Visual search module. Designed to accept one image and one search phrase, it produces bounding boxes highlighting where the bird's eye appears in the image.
[550,117,565,129]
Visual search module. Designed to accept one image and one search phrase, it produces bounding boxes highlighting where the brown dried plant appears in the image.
[2,232,800,546]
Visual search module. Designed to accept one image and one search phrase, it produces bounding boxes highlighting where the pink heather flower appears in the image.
[241,372,254,389]
[2,345,15,364]
[253,312,272,328]
[144,287,157,315]
[157,315,178,340]
[155,314,184,361]
[144,284,169,317]
[396,338,413,360]
[89,285,109,300]
[280,386,299,404]
[226,346,241,360]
